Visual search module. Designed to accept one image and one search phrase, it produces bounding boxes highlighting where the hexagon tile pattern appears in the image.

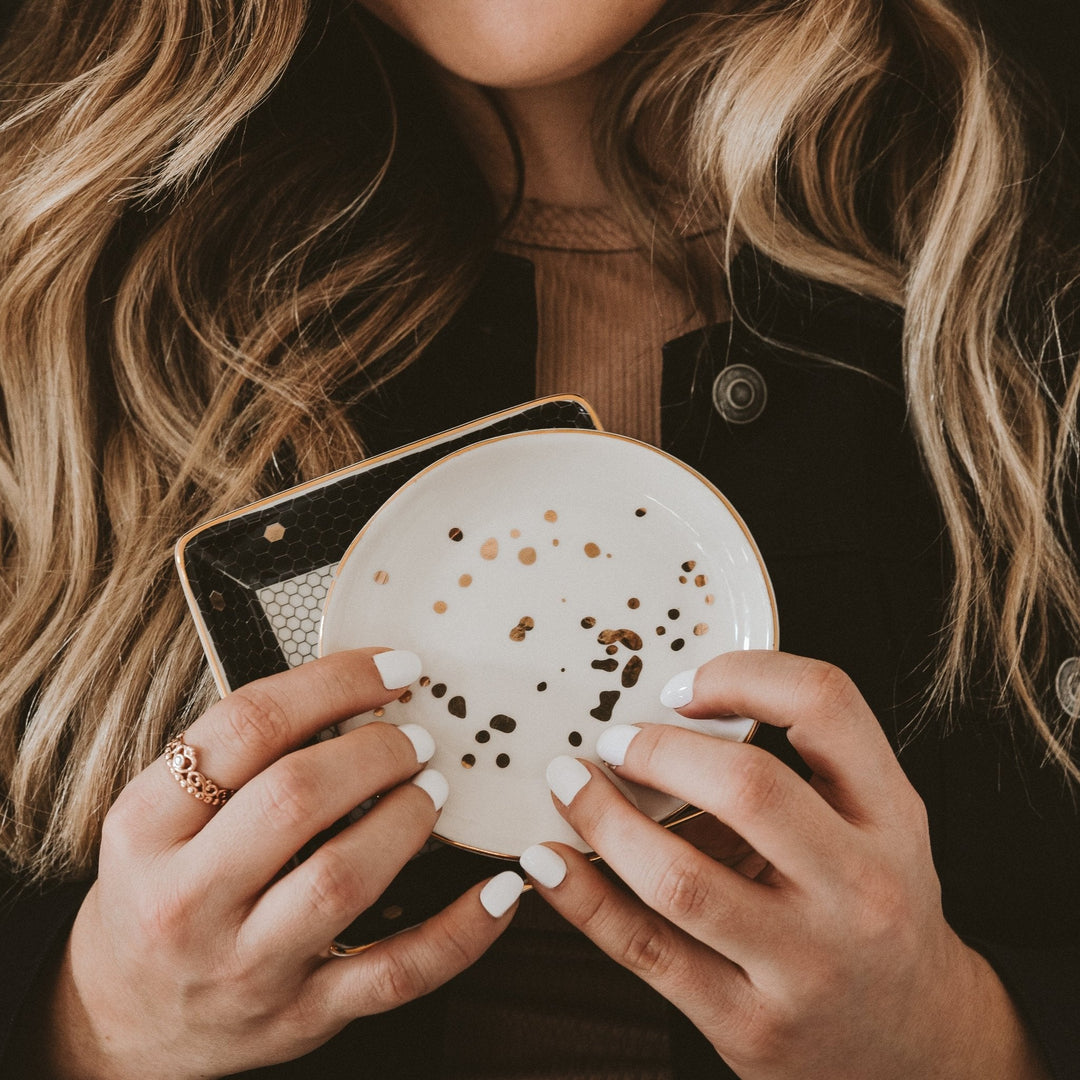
[256,565,337,668]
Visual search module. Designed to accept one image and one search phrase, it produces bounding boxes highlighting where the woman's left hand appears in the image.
[523,650,1049,1079]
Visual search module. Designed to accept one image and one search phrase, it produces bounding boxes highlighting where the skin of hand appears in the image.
[525,650,1051,1080]
[41,648,521,1080]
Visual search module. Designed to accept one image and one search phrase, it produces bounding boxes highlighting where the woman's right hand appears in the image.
[42,648,522,1080]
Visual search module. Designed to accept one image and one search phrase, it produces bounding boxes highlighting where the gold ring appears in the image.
[164,733,236,806]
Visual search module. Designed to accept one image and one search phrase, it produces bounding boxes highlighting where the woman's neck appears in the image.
[436,68,614,208]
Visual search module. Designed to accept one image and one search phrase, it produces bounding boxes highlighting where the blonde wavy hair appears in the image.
[1,0,1078,883]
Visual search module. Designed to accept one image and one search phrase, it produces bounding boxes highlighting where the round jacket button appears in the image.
[1057,657,1080,714]
[712,363,767,424]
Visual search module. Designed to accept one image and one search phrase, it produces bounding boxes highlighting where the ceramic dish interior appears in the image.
[320,429,777,858]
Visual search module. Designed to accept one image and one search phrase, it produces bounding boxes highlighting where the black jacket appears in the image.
[3,248,1079,1078]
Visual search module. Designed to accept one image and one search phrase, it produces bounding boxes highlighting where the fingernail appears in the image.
[520,844,567,889]
[595,724,641,767]
[480,870,525,918]
[373,649,423,690]
[546,756,591,806]
[660,667,699,709]
[398,723,435,764]
[411,768,449,811]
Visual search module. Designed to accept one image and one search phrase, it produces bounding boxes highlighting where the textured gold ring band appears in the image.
[164,734,236,807]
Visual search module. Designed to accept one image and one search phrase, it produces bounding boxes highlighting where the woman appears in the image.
[1,0,1077,1076]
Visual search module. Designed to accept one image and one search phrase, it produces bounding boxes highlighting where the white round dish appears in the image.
[319,429,777,858]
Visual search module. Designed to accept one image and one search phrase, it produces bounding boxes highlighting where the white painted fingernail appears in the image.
[480,870,524,918]
[546,755,591,806]
[660,667,699,709]
[373,649,422,690]
[411,768,449,811]
[398,723,435,764]
[520,844,566,889]
[595,724,641,767]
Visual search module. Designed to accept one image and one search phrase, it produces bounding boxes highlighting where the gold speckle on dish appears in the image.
[373,570,390,585]
[461,754,476,769]
[544,510,558,522]
[584,542,601,558]
[480,537,499,560]
[591,658,619,672]
[705,594,715,605]
[621,655,643,689]
[590,690,621,722]
[627,597,640,609]
[419,676,431,687]
[459,574,472,588]
[510,528,521,539]
[678,575,687,584]
[518,547,537,565]
[695,574,708,587]
[682,560,697,572]
[433,601,448,614]
[581,616,596,629]
[398,689,413,703]
[693,623,709,636]
[448,527,464,542]
[373,707,385,717]
[509,615,535,642]
[598,628,644,651]
[656,626,666,636]
[635,507,647,517]
[605,644,619,655]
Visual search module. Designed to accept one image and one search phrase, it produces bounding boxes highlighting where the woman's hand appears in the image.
[521,650,1049,1079]
[44,648,522,1080]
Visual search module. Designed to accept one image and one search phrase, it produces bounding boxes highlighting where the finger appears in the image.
[544,756,779,965]
[240,768,448,964]
[595,723,853,883]
[118,648,422,850]
[520,842,753,1050]
[175,721,435,911]
[315,871,525,1021]
[660,651,909,821]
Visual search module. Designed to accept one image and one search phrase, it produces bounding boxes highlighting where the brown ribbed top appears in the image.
[497,199,718,446]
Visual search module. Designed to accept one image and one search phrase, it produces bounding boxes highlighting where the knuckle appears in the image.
[740,996,796,1064]
[368,949,426,1009]
[619,919,680,982]
[258,760,320,831]
[794,661,859,721]
[306,848,367,923]
[141,880,195,942]
[218,684,291,759]
[653,852,715,925]
[100,792,142,861]
[723,749,783,821]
